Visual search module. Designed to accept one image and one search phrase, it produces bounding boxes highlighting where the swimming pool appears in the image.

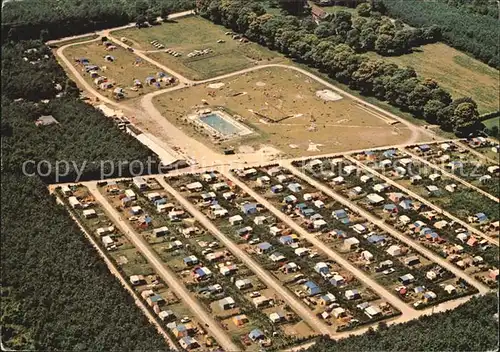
[200,113,241,136]
[195,111,253,138]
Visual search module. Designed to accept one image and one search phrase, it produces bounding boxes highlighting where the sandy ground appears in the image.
[153,67,412,156]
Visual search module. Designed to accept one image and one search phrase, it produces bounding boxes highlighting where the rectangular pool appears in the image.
[196,111,253,138]
[200,113,241,136]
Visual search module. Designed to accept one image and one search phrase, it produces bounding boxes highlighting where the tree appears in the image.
[360,28,377,50]
[314,23,336,38]
[277,0,307,16]
[423,24,442,42]
[356,2,372,17]
[39,29,49,43]
[374,34,392,54]
[453,102,480,135]
[423,99,446,123]
[488,125,499,137]
[158,4,172,20]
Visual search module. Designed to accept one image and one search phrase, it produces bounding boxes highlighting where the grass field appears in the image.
[112,16,285,80]
[64,41,176,100]
[153,67,412,156]
[366,43,499,114]
[483,116,499,130]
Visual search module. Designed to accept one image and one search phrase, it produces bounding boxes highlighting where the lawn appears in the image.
[366,43,500,114]
[112,16,284,80]
[153,67,412,156]
[64,41,176,100]
[483,116,499,130]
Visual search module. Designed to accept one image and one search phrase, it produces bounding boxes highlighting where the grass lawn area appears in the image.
[153,67,412,156]
[112,16,285,80]
[365,43,500,114]
[483,116,499,130]
[64,41,176,100]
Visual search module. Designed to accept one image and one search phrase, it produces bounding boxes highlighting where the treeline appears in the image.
[1,0,195,42]
[437,0,499,19]
[0,174,170,351]
[197,0,483,136]
[378,0,500,68]
[303,293,499,352]
[1,40,160,182]
[313,3,441,56]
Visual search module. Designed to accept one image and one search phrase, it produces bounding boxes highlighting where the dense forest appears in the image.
[197,0,484,136]
[1,40,160,182]
[1,174,170,351]
[1,36,168,349]
[438,0,499,18]
[303,293,499,351]
[378,0,499,68]
[1,0,195,42]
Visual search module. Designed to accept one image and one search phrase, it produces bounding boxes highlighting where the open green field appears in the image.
[112,16,285,80]
[483,116,499,130]
[64,41,176,99]
[366,43,499,114]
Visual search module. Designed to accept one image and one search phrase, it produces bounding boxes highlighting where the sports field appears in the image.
[366,43,499,114]
[64,41,176,100]
[112,16,285,80]
[153,67,412,156]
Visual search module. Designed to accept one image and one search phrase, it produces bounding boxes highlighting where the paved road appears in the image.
[221,170,416,318]
[53,193,178,349]
[154,176,334,337]
[87,183,240,352]
[346,155,499,246]
[283,161,491,295]
[403,148,499,203]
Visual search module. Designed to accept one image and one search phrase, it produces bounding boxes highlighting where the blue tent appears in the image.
[249,329,264,341]
[303,281,321,296]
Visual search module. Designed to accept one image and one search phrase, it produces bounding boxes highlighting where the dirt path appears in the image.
[154,176,334,337]
[403,148,499,203]
[452,140,500,165]
[86,183,240,352]
[221,170,416,317]
[52,193,178,350]
[283,161,491,294]
[346,155,499,246]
